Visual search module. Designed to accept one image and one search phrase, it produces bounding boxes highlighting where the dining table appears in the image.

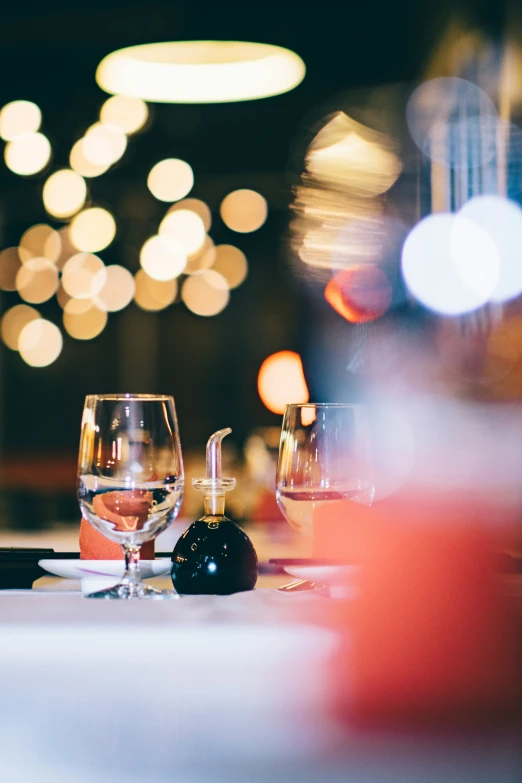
[0,524,521,783]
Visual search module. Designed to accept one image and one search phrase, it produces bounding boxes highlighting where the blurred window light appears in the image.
[0,304,40,350]
[70,138,111,178]
[134,269,178,311]
[211,244,248,288]
[94,265,135,311]
[147,158,193,202]
[406,78,497,165]
[324,265,392,323]
[306,112,401,195]
[159,209,205,255]
[257,351,309,415]
[63,303,108,340]
[401,213,497,315]
[0,100,41,141]
[181,269,229,316]
[5,132,51,175]
[19,224,61,264]
[220,189,267,233]
[458,196,522,302]
[184,235,216,274]
[62,253,106,299]
[96,41,305,103]
[43,170,87,219]
[140,235,187,280]
[166,198,212,232]
[18,318,62,367]
[16,257,59,304]
[100,95,149,134]
[84,122,127,165]
[0,247,23,291]
[70,207,116,252]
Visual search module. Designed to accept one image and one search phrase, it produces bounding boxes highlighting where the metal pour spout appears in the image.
[193,428,235,516]
[206,427,232,479]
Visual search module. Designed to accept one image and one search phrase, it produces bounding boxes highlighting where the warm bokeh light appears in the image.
[84,122,127,165]
[166,198,212,232]
[185,236,217,274]
[140,235,186,280]
[220,189,267,233]
[324,266,393,323]
[43,169,87,218]
[16,257,59,304]
[0,247,23,290]
[62,253,106,299]
[0,304,40,350]
[292,112,403,274]
[159,209,206,255]
[70,138,111,178]
[54,227,78,271]
[63,302,108,340]
[181,269,229,316]
[69,207,116,252]
[306,112,402,196]
[96,41,306,103]
[147,158,193,202]
[56,282,72,310]
[4,132,51,175]
[95,265,135,312]
[18,318,63,367]
[257,351,309,415]
[211,244,248,288]
[19,224,61,264]
[100,95,149,134]
[0,100,41,141]
[134,269,178,311]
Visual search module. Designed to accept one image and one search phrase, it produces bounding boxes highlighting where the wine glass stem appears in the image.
[122,543,141,585]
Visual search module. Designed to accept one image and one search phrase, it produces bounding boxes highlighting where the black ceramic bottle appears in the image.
[171,428,258,595]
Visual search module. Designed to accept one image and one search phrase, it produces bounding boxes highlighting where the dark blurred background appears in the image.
[0,0,509,527]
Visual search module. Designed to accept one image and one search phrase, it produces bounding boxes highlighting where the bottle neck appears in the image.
[204,494,225,515]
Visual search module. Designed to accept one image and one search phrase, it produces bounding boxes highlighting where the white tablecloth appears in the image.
[0,589,520,783]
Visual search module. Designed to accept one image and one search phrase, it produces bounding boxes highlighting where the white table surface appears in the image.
[1,526,521,782]
[1,586,521,783]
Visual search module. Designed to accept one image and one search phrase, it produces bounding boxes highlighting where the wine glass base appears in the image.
[85,581,179,600]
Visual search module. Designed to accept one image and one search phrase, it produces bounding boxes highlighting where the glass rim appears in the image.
[85,393,174,402]
[284,402,365,409]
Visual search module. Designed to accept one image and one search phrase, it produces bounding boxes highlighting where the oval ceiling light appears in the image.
[96,41,305,103]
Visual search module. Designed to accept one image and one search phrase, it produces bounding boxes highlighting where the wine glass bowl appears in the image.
[78,394,184,599]
[276,403,374,539]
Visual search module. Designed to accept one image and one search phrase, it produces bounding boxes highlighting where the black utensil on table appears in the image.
[0,548,55,589]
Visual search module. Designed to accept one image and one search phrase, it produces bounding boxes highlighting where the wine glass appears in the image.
[276,403,374,542]
[78,394,184,599]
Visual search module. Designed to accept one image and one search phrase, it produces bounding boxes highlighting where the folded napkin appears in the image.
[80,489,156,560]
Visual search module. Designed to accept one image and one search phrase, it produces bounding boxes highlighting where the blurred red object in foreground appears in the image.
[314,493,522,726]
[324,265,392,323]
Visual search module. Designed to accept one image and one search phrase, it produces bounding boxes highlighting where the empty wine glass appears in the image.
[78,394,184,599]
[276,403,374,540]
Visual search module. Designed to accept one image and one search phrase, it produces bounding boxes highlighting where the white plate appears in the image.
[39,559,171,581]
[283,564,358,598]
